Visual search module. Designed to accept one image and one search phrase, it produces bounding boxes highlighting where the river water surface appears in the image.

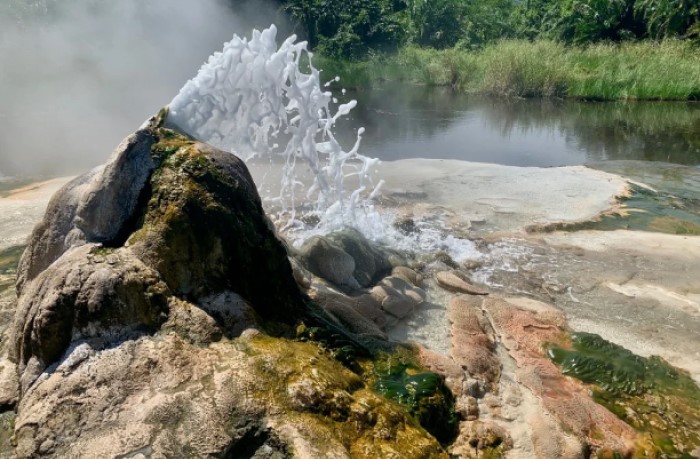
[2,84,700,178]
[333,85,700,167]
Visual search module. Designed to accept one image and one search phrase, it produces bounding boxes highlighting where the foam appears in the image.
[168,25,379,227]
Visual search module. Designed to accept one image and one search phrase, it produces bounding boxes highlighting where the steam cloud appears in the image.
[0,0,287,177]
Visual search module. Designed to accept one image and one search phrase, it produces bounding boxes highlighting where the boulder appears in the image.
[309,287,387,340]
[10,115,308,391]
[3,114,451,457]
[327,228,391,288]
[298,228,392,293]
[299,236,359,291]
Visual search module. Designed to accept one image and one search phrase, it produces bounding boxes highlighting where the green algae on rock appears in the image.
[371,350,459,445]
[536,183,700,236]
[127,124,307,324]
[242,334,450,458]
[548,332,700,457]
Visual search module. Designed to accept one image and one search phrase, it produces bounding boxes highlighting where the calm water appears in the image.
[3,84,700,178]
[333,85,700,167]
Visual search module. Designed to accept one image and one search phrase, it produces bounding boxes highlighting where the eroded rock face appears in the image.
[13,245,170,392]
[10,115,308,387]
[3,113,453,458]
[16,130,156,291]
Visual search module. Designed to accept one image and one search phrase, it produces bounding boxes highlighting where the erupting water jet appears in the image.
[167,25,381,232]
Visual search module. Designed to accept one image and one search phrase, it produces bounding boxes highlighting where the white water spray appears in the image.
[167,25,482,263]
[168,25,381,230]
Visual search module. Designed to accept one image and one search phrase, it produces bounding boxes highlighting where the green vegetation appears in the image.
[314,40,700,100]
[278,0,700,100]
[281,0,700,55]
[549,332,700,456]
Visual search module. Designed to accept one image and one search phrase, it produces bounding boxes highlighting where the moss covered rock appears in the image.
[4,110,460,457]
[129,126,304,321]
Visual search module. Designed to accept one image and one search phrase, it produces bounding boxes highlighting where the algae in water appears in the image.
[549,332,700,457]
[541,184,700,236]
[372,352,459,445]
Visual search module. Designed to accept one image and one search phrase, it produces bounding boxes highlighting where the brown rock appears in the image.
[391,266,423,287]
[436,271,489,295]
[484,297,640,453]
[309,287,387,331]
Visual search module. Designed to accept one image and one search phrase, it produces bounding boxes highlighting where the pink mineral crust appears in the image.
[448,296,500,387]
[484,298,639,452]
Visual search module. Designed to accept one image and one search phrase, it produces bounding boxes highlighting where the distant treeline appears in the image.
[274,0,700,57]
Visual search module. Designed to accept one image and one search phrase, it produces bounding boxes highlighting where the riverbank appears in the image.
[315,39,700,101]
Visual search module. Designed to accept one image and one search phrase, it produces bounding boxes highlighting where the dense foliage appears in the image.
[278,0,700,57]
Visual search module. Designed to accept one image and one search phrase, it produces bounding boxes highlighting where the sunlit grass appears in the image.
[315,40,700,101]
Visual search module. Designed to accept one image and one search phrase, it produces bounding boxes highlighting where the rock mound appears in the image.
[10,113,306,391]
[1,112,454,458]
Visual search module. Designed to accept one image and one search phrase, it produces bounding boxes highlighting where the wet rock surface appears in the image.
[436,271,489,295]
[0,115,452,458]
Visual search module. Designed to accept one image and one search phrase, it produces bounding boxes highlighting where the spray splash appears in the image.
[167,25,482,263]
[168,25,381,230]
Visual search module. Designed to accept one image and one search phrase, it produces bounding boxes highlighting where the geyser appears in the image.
[167,25,482,264]
[168,25,381,230]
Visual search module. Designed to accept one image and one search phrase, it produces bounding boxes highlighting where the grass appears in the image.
[316,40,700,101]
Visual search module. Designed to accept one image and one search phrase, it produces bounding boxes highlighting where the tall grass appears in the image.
[316,40,700,100]
[566,40,700,100]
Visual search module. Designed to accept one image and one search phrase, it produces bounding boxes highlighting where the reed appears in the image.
[315,40,700,101]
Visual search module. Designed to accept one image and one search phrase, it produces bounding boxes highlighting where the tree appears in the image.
[281,0,406,58]
[405,0,465,48]
[635,0,700,39]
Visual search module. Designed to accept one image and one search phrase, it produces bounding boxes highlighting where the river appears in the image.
[333,84,700,166]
